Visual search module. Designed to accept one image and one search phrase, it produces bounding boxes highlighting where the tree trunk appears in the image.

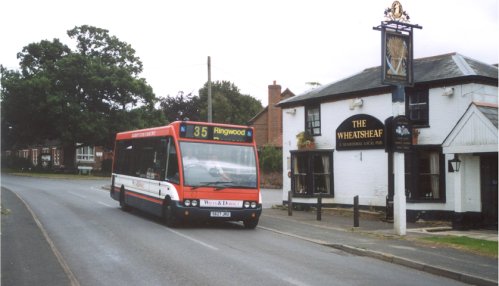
[63,143,76,172]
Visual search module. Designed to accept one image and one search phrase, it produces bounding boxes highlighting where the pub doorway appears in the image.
[480,153,498,229]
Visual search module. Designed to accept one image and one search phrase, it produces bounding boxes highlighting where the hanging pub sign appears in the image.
[336,114,385,151]
[374,1,421,87]
[381,29,414,86]
[391,115,412,152]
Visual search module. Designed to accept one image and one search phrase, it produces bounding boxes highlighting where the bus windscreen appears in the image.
[180,141,257,188]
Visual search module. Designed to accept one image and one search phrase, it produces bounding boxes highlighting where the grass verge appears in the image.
[1,204,11,215]
[420,236,498,258]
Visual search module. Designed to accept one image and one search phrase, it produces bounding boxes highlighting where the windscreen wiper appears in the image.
[196,181,235,190]
[191,182,252,190]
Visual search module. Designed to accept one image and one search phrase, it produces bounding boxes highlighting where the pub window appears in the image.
[404,146,445,202]
[291,150,333,197]
[405,88,429,127]
[305,105,321,136]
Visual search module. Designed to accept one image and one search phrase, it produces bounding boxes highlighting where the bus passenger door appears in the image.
[160,137,180,200]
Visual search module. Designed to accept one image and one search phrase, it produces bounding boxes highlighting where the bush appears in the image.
[1,156,31,170]
[258,145,282,173]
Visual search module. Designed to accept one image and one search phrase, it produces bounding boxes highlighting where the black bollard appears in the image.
[317,194,322,221]
[288,191,293,216]
[354,195,359,227]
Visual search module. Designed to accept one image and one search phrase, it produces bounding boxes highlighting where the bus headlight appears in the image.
[251,202,257,208]
[184,200,191,207]
[244,201,250,208]
[191,200,198,207]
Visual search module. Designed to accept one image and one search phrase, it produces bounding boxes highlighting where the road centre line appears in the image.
[73,184,218,250]
[68,191,87,200]
[70,191,112,208]
[280,276,311,286]
[97,201,113,208]
[165,228,219,251]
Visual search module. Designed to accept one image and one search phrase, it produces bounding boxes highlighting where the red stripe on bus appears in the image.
[125,191,163,204]
[116,126,172,140]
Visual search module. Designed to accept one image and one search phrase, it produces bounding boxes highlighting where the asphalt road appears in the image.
[1,174,466,286]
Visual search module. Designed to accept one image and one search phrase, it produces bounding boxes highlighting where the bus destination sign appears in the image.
[180,123,253,143]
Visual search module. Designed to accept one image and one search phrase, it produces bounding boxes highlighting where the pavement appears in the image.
[2,186,498,286]
[259,205,498,286]
[260,187,497,285]
[1,187,72,286]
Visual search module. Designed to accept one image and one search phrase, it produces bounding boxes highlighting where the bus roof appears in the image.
[115,121,253,141]
[115,125,173,140]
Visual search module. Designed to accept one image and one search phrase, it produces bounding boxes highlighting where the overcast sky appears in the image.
[1,0,497,106]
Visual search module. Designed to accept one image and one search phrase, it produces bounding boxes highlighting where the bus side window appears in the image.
[165,138,180,184]
[156,138,168,181]
[115,140,133,176]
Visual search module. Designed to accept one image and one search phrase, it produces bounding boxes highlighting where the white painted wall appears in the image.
[417,83,498,145]
[281,82,497,212]
[282,106,305,201]
[282,94,393,205]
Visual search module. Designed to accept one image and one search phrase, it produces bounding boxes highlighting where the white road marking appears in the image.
[97,201,113,208]
[281,277,311,286]
[69,191,87,199]
[165,228,219,251]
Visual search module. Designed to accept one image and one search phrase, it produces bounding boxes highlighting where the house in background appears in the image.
[248,81,294,148]
[4,142,112,174]
[277,53,498,229]
[75,145,113,174]
[14,140,64,170]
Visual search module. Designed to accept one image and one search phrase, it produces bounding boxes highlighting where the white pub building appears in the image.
[277,53,498,229]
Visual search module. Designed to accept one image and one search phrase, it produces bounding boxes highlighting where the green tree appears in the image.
[198,81,262,125]
[159,91,201,122]
[1,26,166,168]
[1,39,68,148]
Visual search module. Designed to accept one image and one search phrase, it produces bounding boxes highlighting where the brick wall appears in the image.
[252,110,269,147]
[249,81,295,148]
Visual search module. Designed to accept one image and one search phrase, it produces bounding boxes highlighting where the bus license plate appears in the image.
[210,211,231,218]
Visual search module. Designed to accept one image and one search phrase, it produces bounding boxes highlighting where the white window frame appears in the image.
[31,149,39,166]
[305,105,321,136]
[52,148,61,166]
[76,146,95,162]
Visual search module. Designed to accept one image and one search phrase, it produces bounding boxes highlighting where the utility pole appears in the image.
[207,56,212,123]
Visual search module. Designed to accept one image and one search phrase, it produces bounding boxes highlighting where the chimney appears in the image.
[268,80,281,107]
[267,81,282,146]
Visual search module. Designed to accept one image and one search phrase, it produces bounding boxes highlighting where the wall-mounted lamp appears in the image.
[442,87,455,97]
[285,108,296,115]
[349,98,363,110]
[448,154,461,172]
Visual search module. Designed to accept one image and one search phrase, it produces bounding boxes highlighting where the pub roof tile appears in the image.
[277,53,498,107]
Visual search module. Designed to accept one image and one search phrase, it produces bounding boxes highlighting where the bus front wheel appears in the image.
[163,202,178,227]
[243,218,259,229]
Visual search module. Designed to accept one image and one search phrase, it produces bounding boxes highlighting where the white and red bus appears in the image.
[110,121,262,229]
